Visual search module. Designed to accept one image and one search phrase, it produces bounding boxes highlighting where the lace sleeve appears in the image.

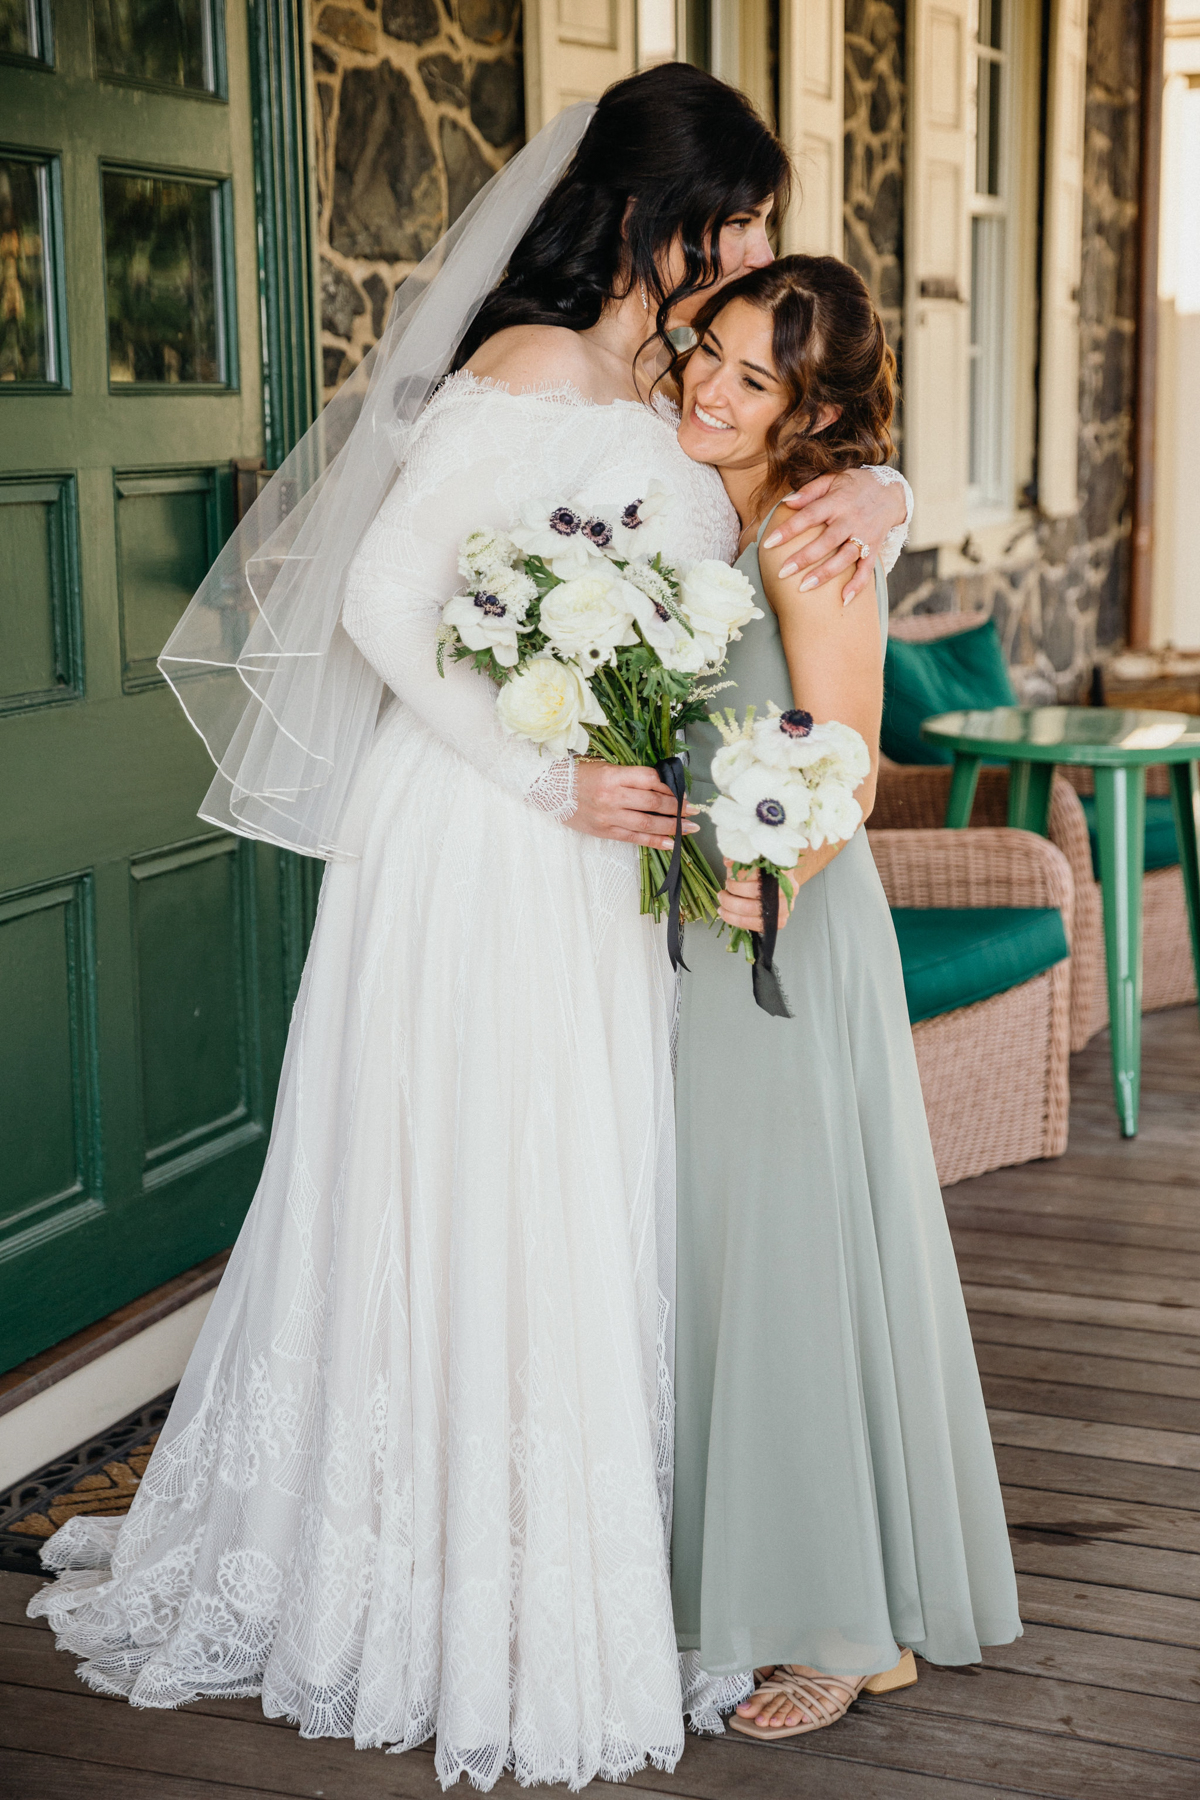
[341,406,577,820]
[861,465,913,574]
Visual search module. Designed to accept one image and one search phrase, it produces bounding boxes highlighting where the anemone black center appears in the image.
[756,799,786,826]
[780,708,814,738]
[475,593,506,618]
[549,507,581,536]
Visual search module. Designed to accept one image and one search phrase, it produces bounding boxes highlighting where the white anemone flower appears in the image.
[539,570,637,667]
[610,479,673,558]
[510,499,614,578]
[710,764,814,865]
[496,654,606,756]
[442,584,531,667]
[750,709,869,778]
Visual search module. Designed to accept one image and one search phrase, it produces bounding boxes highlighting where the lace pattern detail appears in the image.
[860,464,913,575]
[526,755,577,822]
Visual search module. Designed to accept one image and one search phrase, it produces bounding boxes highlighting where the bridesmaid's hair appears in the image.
[690,256,896,508]
[453,63,791,375]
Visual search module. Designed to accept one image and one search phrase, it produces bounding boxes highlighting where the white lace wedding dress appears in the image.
[29,374,740,1791]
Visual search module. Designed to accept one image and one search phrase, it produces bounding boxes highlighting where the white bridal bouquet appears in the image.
[707,703,871,1015]
[437,485,762,945]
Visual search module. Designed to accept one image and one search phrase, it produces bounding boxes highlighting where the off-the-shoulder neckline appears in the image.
[433,368,680,421]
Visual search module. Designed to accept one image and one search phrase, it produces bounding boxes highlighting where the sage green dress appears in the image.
[672,527,1021,1680]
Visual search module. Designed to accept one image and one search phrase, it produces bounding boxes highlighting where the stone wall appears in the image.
[844,0,1143,695]
[311,0,524,400]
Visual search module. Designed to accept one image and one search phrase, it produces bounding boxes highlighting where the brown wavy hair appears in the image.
[689,255,896,515]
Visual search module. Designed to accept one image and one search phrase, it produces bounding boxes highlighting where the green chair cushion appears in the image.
[892,906,1070,1024]
[882,619,1016,765]
[1078,794,1180,878]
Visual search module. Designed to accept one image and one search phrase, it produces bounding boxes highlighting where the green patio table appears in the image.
[920,707,1200,1138]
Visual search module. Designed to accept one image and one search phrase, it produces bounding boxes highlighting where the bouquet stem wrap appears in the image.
[654,754,690,972]
[750,868,791,1017]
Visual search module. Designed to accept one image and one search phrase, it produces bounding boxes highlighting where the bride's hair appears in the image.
[691,256,896,506]
[453,64,791,372]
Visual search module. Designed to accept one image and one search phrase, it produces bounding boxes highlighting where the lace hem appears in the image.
[861,464,913,574]
[678,1652,754,1735]
[526,754,577,822]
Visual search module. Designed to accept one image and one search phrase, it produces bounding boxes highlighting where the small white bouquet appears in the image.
[707,703,871,1014]
[438,486,762,955]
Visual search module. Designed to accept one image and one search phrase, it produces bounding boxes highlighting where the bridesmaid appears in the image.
[671,257,1021,1738]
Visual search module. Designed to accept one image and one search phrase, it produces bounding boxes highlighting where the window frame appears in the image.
[0,144,71,394]
[88,0,228,104]
[0,0,55,70]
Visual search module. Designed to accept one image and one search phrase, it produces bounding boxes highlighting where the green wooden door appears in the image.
[0,0,301,1372]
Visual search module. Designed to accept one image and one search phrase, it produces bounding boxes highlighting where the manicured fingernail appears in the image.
[662,839,673,850]
[778,560,797,579]
[800,574,819,592]
[762,530,783,549]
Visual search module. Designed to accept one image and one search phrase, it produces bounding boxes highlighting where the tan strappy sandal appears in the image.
[727,1647,917,1741]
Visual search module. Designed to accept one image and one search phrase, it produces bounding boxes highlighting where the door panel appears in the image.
[0,0,291,1372]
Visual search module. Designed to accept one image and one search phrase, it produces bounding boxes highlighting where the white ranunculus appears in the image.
[657,625,725,674]
[458,528,519,585]
[510,500,608,579]
[805,781,863,848]
[711,763,814,865]
[680,560,763,645]
[496,654,606,756]
[442,586,530,667]
[539,570,636,666]
[709,737,758,790]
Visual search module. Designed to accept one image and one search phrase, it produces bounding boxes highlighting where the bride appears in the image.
[29,66,907,1790]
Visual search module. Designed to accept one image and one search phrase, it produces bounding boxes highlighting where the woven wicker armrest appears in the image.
[867,827,1074,942]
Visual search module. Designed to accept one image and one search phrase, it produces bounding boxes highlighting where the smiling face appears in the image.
[663,201,776,325]
[676,298,786,479]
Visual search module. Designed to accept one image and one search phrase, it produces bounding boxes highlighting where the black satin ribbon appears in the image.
[749,869,793,1018]
[655,754,689,973]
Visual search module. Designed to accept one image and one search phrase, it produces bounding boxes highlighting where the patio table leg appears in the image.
[1169,758,1200,1008]
[1006,760,1054,836]
[1094,764,1147,1137]
[945,753,982,827]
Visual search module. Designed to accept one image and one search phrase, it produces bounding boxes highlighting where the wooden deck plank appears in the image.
[950,1230,1200,1284]
[868,1660,1200,1758]
[987,1410,1200,1470]
[980,1375,1200,1435]
[969,1311,1200,1368]
[1000,1485,1200,1553]
[945,1204,1200,1255]
[973,1337,1200,1395]
[993,1445,1200,1509]
[955,1167,1200,1224]
[957,1258,1200,1311]
[1017,1573,1200,1647]
[0,1747,302,1800]
[1008,1534,1200,1600]
[963,1286,1200,1337]
[981,1622,1200,1703]
[0,1571,42,1628]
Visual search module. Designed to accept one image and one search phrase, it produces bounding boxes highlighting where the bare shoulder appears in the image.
[464,325,597,396]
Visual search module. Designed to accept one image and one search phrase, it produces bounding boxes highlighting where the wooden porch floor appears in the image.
[2,1008,1198,1799]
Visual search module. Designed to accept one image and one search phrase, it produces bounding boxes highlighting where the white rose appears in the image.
[680,561,763,645]
[711,762,814,865]
[539,571,636,667]
[458,528,519,584]
[804,781,863,848]
[442,586,530,667]
[495,655,606,756]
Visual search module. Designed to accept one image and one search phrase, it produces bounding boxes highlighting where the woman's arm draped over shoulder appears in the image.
[341,390,577,818]
[717,522,884,931]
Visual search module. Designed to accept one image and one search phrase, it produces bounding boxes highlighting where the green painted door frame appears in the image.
[0,0,320,1375]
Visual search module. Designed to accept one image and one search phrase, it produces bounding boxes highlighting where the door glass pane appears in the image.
[0,158,55,384]
[91,0,214,92]
[103,171,225,385]
[0,0,46,61]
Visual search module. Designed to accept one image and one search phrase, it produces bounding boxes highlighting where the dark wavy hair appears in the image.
[690,256,896,512]
[453,64,792,375]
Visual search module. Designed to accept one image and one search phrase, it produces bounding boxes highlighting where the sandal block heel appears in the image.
[862,1648,917,1695]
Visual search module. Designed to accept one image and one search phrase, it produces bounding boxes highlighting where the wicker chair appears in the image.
[867,825,1074,1187]
[883,609,1196,1048]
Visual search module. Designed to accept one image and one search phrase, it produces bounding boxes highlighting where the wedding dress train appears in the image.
[29,376,740,1790]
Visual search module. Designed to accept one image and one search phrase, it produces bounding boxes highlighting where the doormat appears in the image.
[0,1389,175,1575]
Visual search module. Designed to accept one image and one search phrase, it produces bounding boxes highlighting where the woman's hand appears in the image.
[717,861,798,932]
[760,468,906,604]
[567,760,701,849]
